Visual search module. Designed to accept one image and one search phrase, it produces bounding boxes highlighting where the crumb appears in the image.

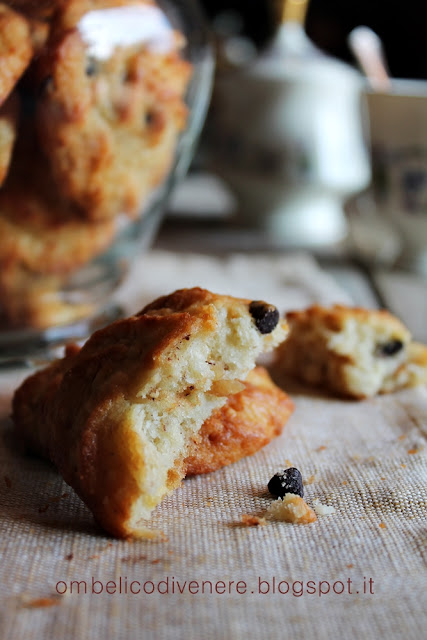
[38,492,69,513]
[306,475,316,484]
[380,477,386,481]
[379,522,387,529]
[151,558,161,564]
[241,514,267,527]
[205,499,213,507]
[285,459,294,467]
[346,564,354,569]
[265,494,317,524]
[407,448,418,455]
[316,446,327,452]
[401,464,407,468]
[342,480,348,485]
[23,597,61,608]
[4,475,11,488]
[65,553,73,561]
[398,434,407,441]
[88,542,114,560]
[121,554,147,564]
[312,498,336,516]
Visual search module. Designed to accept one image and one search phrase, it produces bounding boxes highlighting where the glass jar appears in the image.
[0,0,213,361]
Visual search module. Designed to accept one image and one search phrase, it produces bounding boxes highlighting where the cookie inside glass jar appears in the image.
[0,0,206,338]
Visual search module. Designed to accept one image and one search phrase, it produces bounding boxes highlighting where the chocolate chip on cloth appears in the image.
[268,467,304,499]
[249,300,280,334]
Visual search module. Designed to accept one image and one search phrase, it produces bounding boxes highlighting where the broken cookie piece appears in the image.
[13,287,288,538]
[274,304,427,399]
[265,494,317,524]
[185,366,294,476]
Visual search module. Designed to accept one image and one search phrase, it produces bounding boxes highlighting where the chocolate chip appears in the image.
[249,301,279,334]
[268,468,304,498]
[145,110,155,126]
[85,58,98,76]
[376,339,404,357]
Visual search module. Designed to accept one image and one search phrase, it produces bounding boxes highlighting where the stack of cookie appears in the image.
[0,0,192,329]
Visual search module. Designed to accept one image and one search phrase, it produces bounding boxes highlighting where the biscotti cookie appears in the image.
[185,366,294,476]
[0,267,96,329]
[0,120,116,277]
[36,0,192,221]
[275,304,427,399]
[0,183,115,328]
[0,3,33,105]
[13,288,288,537]
[0,185,115,275]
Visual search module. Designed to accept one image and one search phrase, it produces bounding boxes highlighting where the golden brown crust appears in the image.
[35,0,192,220]
[185,367,294,476]
[0,3,33,105]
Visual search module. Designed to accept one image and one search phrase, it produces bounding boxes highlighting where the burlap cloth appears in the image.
[0,251,426,639]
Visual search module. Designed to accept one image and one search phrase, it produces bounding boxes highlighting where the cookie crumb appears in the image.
[241,514,267,527]
[312,498,335,516]
[265,494,317,524]
[306,475,316,484]
[407,448,418,455]
[23,597,61,608]
[379,522,387,529]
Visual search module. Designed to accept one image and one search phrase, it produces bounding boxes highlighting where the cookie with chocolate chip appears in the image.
[274,304,427,398]
[36,0,192,221]
[12,287,288,537]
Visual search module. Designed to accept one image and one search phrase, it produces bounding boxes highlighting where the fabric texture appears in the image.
[0,250,426,639]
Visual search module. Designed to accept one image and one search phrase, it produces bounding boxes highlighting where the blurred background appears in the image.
[163,0,427,275]
[200,0,426,79]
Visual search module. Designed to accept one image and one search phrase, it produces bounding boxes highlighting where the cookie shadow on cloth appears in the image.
[1,418,101,537]
[269,370,353,401]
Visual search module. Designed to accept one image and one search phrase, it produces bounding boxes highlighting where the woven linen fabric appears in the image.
[0,250,426,640]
